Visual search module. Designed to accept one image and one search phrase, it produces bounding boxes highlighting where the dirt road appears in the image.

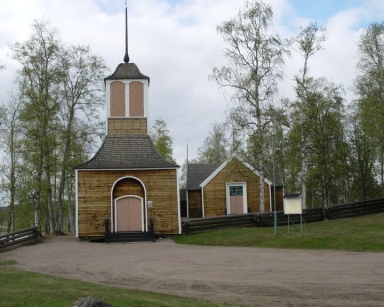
[1,236,384,306]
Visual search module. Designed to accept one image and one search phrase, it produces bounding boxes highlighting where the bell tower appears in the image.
[104,5,150,135]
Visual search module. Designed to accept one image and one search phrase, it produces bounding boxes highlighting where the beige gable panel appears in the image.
[110,81,126,117]
[129,81,144,116]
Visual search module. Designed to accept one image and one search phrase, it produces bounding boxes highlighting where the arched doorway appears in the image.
[111,176,147,232]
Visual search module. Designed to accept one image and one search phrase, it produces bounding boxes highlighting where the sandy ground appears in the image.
[1,236,384,307]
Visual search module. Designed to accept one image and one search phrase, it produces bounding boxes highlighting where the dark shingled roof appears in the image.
[261,164,285,187]
[186,163,220,190]
[104,63,150,83]
[76,134,177,170]
[284,193,301,198]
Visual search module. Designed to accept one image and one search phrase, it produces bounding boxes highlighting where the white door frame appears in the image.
[226,182,247,215]
[110,176,148,232]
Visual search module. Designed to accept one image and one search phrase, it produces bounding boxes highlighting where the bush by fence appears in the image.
[0,226,42,251]
[182,198,384,234]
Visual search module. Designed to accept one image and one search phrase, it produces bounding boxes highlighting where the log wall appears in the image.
[108,118,148,135]
[77,168,179,238]
[187,190,203,218]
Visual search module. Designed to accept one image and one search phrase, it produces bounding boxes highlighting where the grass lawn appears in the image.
[173,212,384,251]
[0,260,235,307]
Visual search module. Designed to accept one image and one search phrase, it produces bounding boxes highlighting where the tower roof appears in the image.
[76,134,177,169]
[104,63,150,82]
[104,4,150,83]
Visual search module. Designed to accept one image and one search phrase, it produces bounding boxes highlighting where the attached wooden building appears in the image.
[185,158,284,218]
[75,46,180,239]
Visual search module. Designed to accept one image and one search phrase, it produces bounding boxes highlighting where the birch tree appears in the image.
[8,19,107,233]
[55,45,106,233]
[210,0,288,211]
[292,22,326,208]
[11,20,62,233]
[1,93,23,232]
[197,122,229,164]
[355,22,384,192]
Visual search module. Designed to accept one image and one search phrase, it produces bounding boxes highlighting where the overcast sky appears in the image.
[1,0,383,166]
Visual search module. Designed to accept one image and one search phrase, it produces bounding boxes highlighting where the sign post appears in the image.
[283,194,310,234]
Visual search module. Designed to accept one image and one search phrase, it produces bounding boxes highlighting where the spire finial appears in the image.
[124,1,130,63]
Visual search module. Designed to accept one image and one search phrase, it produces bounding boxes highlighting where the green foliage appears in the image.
[174,213,384,251]
[0,266,234,307]
[150,117,176,164]
[348,112,380,200]
[197,122,228,163]
[354,22,384,196]
[1,19,107,233]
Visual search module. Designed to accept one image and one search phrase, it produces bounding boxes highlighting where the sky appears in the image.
[0,0,383,166]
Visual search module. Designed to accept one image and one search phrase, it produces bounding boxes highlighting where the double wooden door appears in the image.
[115,196,144,232]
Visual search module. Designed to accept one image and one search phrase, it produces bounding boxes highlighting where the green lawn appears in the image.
[173,212,384,251]
[0,261,235,307]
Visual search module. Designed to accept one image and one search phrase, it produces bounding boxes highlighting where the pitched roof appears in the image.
[261,164,284,187]
[76,134,177,170]
[104,63,150,83]
[186,163,220,190]
[187,158,285,190]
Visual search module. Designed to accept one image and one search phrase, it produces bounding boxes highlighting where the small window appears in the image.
[229,186,243,196]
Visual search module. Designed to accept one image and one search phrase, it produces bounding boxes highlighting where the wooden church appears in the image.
[75,8,180,240]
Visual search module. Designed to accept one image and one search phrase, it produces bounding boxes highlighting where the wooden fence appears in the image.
[182,198,384,234]
[0,226,42,251]
[182,213,255,234]
[327,198,384,220]
[255,207,324,227]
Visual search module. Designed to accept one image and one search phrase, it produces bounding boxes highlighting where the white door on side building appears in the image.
[226,183,247,215]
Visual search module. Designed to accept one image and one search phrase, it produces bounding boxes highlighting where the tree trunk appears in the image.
[7,127,16,233]
[67,179,75,234]
[301,144,307,209]
[46,161,55,234]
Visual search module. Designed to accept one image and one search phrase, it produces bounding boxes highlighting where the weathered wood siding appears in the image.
[187,190,203,218]
[77,169,179,238]
[271,186,284,211]
[203,159,272,217]
[108,118,147,135]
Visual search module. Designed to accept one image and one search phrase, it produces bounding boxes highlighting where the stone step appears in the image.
[106,231,156,243]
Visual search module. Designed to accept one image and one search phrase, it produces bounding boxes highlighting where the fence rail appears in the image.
[182,213,255,234]
[0,226,42,251]
[182,198,384,234]
[327,198,384,220]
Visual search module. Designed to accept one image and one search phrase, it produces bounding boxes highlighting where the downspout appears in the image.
[201,187,205,218]
[176,168,181,234]
[269,183,272,212]
[75,169,79,238]
[186,190,189,218]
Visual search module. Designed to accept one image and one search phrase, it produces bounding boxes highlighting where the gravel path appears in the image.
[1,235,384,306]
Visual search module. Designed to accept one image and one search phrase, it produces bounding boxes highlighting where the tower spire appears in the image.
[124,1,130,63]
